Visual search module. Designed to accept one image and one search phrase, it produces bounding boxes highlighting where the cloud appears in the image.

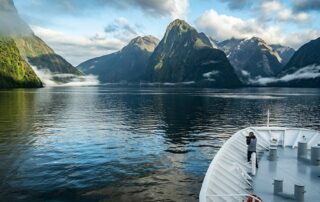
[260,1,282,13]
[104,17,139,39]
[293,0,320,12]
[260,1,310,23]
[218,0,311,24]
[31,25,126,65]
[251,65,320,85]
[218,0,251,10]
[277,9,310,22]
[129,0,189,19]
[219,0,320,14]
[203,70,219,81]
[195,9,281,43]
[30,14,151,66]
[19,0,189,19]
[282,30,320,49]
[194,9,319,49]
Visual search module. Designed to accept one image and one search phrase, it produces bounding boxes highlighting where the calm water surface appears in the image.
[0,87,319,202]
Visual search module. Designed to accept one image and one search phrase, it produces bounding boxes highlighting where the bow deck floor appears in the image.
[253,147,320,201]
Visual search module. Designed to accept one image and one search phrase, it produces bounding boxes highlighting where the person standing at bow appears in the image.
[246,132,258,168]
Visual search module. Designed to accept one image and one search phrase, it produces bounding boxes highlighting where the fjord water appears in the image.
[0,87,320,202]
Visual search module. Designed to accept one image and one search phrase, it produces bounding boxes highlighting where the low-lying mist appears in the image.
[31,66,99,87]
[250,65,320,85]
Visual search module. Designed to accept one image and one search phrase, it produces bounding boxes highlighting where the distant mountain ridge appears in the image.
[77,18,320,88]
[79,19,241,87]
[78,35,159,83]
[218,37,284,81]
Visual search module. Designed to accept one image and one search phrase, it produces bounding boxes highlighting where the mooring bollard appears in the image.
[269,147,277,161]
[273,179,283,195]
[294,184,305,202]
[311,146,320,166]
[298,142,307,159]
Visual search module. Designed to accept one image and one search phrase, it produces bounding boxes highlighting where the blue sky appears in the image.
[13,0,320,65]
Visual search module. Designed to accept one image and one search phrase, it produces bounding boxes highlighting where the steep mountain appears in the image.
[270,44,295,66]
[77,36,159,83]
[147,19,241,87]
[218,37,283,80]
[0,0,82,75]
[0,37,42,88]
[273,37,320,87]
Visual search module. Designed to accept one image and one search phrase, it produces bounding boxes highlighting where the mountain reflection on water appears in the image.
[0,87,319,202]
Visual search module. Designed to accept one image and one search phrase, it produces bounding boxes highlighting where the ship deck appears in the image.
[253,147,320,202]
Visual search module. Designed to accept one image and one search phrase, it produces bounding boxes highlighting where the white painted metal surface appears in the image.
[199,127,320,202]
[251,152,256,176]
[267,110,270,127]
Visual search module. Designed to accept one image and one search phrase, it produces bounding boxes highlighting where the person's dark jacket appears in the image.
[246,136,257,152]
